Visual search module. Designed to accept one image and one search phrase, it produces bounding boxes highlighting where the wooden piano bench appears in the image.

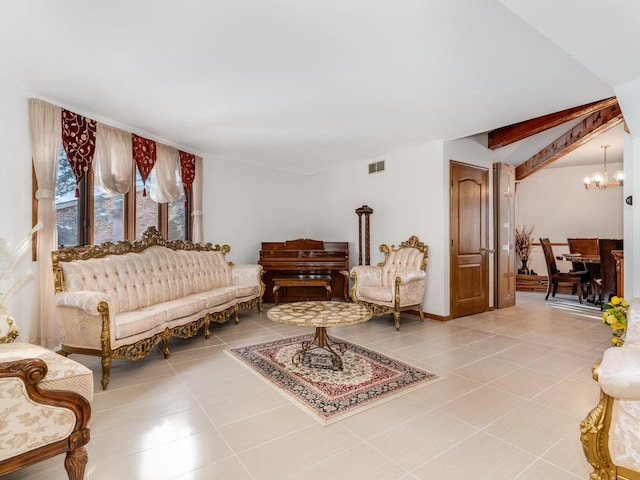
[273,275,332,304]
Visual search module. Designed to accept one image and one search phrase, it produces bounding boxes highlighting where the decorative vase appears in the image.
[611,328,626,347]
[518,259,530,275]
[0,307,19,343]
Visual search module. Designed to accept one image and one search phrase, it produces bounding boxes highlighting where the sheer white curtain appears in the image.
[29,99,61,347]
[192,156,204,243]
[149,144,181,203]
[95,123,132,194]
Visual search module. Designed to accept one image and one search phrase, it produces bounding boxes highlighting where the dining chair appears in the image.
[567,238,601,300]
[540,238,586,303]
[597,238,623,305]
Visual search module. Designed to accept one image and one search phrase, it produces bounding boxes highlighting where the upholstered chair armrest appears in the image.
[54,291,114,351]
[393,270,426,284]
[0,357,91,463]
[351,266,382,287]
[598,345,640,400]
[231,264,263,285]
[54,291,112,315]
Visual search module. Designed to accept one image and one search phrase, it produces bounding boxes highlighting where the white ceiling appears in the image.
[0,1,633,174]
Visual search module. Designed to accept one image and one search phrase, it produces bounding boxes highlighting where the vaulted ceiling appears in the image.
[0,1,634,174]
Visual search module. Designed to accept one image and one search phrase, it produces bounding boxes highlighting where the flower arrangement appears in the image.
[0,222,42,310]
[515,225,534,274]
[602,296,629,346]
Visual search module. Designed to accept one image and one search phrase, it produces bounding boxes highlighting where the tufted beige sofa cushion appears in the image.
[55,243,262,350]
[60,246,233,314]
[352,247,427,308]
[381,248,425,287]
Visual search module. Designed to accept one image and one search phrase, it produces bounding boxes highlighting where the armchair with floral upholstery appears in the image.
[581,297,640,480]
[0,342,93,479]
[350,235,428,331]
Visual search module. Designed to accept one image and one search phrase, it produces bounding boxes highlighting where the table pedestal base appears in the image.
[292,327,346,370]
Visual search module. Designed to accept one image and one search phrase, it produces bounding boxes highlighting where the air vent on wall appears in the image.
[368,160,385,174]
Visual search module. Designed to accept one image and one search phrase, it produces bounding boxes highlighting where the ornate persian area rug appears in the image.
[226,335,440,426]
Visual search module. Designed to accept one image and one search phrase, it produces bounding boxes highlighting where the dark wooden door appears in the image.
[450,161,489,318]
[493,162,516,308]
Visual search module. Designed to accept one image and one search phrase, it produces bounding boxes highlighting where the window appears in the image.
[53,146,190,247]
[93,175,125,244]
[168,193,188,241]
[55,148,79,247]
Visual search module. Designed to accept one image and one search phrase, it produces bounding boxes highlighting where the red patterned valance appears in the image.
[132,134,157,196]
[179,151,196,196]
[62,109,97,197]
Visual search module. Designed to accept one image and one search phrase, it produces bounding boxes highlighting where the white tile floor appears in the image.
[6,292,611,479]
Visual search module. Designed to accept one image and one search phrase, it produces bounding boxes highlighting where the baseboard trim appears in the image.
[406,309,451,322]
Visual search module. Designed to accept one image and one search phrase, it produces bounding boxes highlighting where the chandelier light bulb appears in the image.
[592,172,603,185]
[614,170,625,183]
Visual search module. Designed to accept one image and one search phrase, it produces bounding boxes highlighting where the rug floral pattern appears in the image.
[227,335,439,425]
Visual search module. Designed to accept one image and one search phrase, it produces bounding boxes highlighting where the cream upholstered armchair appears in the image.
[350,236,428,331]
[581,298,640,480]
[0,343,93,479]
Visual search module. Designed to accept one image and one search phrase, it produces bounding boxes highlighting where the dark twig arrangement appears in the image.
[515,225,534,273]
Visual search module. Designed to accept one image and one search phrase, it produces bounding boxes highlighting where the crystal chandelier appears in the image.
[583,145,624,189]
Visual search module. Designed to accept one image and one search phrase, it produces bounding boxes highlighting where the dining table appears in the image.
[557,253,602,304]
[558,253,601,264]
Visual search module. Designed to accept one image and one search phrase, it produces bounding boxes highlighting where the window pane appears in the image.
[93,182,124,244]
[168,193,186,241]
[135,170,158,240]
[55,148,78,247]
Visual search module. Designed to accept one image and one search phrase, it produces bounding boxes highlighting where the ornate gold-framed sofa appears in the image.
[581,298,640,480]
[52,227,264,389]
[350,235,428,330]
[0,342,93,480]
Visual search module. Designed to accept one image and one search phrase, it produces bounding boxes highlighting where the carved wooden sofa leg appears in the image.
[64,434,89,480]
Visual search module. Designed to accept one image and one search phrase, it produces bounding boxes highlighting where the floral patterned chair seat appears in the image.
[0,342,93,479]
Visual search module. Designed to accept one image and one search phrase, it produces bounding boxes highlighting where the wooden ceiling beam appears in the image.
[488,97,618,150]
[515,103,623,181]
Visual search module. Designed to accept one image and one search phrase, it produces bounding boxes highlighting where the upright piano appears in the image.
[258,239,350,303]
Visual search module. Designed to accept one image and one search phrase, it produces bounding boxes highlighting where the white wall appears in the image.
[617,81,640,299]
[515,162,624,275]
[307,141,448,316]
[626,134,639,297]
[203,135,498,319]
[201,158,312,265]
[0,79,36,341]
